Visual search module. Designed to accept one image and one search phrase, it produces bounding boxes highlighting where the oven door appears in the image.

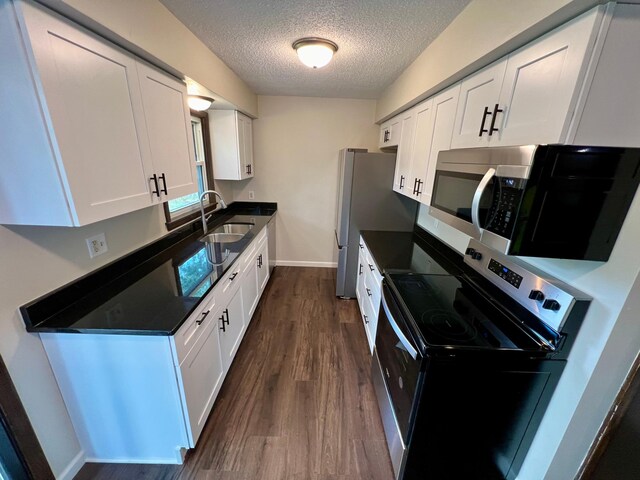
[375,283,423,439]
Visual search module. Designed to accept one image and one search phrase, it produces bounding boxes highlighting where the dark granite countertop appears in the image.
[21,202,276,335]
[360,228,464,276]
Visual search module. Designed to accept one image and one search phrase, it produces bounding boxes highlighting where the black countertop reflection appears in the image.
[21,203,276,335]
[360,228,463,276]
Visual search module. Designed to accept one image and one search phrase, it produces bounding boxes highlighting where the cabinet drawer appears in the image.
[173,293,217,364]
[364,270,382,315]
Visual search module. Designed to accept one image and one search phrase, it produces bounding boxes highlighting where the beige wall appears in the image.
[376,0,600,122]
[40,0,257,117]
[228,96,379,267]
[0,205,170,478]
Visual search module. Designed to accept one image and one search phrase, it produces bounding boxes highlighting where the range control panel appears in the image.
[488,259,523,288]
[463,239,590,332]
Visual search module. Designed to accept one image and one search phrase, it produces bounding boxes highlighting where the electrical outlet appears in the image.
[86,233,108,258]
[248,191,255,200]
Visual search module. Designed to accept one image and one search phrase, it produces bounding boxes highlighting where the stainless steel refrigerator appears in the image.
[335,148,417,298]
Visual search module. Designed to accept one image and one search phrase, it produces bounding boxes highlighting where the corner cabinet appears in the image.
[40,224,272,463]
[0,0,196,227]
[210,110,254,180]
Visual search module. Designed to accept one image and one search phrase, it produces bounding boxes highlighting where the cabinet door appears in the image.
[179,304,224,445]
[495,7,602,146]
[388,116,403,146]
[393,108,417,196]
[218,287,245,371]
[241,115,254,179]
[422,83,461,205]
[407,99,434,203]
[236,113,248,180]
[241,253,259,322]
[451,59,507,149]
[20,1,154,225]
[257,240,270,292]
[136,62,197,201]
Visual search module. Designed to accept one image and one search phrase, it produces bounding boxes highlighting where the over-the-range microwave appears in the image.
[429,145,640,261]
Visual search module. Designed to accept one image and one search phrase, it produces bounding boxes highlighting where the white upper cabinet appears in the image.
[210,110,254,180]
[136,62,197,201]
[451,60,507,148]
[392,107,418,195]
[378,115,403,149]
[0,0,196,226]
[407,99,434,202]
[421,83,461,205]
[451,6,604,148]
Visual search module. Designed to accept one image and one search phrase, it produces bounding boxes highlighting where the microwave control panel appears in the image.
[484,178,525,237]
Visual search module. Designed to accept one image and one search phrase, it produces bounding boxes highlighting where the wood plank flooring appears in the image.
[74,267,394,480]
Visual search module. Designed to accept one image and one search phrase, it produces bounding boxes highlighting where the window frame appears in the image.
[164,109,218,231]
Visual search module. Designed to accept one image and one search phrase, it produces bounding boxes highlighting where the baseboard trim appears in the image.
[57,450,85,480]
[84,456,182,465]
[275,260,337,268]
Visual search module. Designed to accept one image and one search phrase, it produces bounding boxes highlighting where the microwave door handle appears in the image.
[471,168,496,235]
[381,291,419,360]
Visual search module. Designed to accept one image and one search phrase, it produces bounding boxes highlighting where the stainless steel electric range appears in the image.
[372,239,591,480]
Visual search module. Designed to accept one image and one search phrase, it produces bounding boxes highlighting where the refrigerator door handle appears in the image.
[335,230,346,250]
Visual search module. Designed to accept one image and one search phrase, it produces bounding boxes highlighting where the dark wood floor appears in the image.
[75,267,394,480]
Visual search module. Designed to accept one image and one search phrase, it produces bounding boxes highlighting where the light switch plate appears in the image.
[86,233,108,258]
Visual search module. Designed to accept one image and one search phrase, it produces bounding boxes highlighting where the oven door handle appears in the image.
[381,291,419,360]
[471,168,496,235]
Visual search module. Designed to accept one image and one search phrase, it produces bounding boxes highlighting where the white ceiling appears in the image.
[159,0,471,99]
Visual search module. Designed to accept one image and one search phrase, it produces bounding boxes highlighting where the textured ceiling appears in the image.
[159,0,471,99]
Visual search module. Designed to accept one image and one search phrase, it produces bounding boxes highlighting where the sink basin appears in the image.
[212,223,253,235]
[200,232,245,244]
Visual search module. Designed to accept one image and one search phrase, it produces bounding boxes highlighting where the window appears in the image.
[164,110,216,230]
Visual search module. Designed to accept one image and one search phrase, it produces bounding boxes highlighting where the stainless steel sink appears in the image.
[212,223,253,235]
[200,232,245,244]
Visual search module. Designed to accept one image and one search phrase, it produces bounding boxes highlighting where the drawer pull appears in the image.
[196,309,210,326]
[359,264,363,276]
[363,314,369,324]
[368,264,374,272]
[366,288,372,297]
[230,272,238,281]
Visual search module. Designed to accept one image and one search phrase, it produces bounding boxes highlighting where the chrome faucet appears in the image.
[199,190,228,235]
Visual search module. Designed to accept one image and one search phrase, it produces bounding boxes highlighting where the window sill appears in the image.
[164,201,218,231]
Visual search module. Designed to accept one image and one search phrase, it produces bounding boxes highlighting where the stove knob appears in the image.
[542,299,561,311]
[465,247,476,256]
[528,290,545,302]
[471,252,483,261]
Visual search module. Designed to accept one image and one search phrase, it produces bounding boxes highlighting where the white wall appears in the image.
[376,0,600,122]
[0,205,172,478]
[229,95,379,267]
[416,189,640,479]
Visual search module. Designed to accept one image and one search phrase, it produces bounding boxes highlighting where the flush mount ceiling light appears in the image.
[292,37,338,69]
[188,95,214,111]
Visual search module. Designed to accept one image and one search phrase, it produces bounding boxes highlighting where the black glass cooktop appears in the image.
[388,273,545,351]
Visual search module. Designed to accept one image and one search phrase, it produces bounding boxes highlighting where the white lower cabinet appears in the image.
[257,239,269,291]
[40,224,272,463]
[178,298,225,445]
[218,286,246,372]
[356,238,383,354]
